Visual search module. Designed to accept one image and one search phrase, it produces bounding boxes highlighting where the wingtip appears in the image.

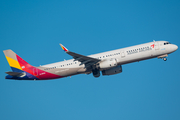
[59,44,68,52]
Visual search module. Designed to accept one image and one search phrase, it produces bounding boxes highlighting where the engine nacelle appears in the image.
[102,65,122,75]
[99,58,117,69]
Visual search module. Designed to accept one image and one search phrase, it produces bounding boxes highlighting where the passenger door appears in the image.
[33,68,38,76]
[121,51,125,58]
[155,41,159,50]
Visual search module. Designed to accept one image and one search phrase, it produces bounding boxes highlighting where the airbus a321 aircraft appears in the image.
[3,41,178,80]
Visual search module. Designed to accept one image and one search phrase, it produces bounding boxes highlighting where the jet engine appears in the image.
[99,58,117,69]
[102,65,122,75]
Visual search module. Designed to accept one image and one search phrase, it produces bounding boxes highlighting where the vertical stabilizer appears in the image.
[4,50,22,72]
[3,49,61,80]
[3,49,32,72]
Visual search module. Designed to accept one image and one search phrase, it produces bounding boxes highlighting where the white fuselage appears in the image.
[39,41,178,77]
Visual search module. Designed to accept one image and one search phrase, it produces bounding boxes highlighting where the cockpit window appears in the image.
[164,42,171,45]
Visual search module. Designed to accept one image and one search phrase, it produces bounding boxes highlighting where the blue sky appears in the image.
[0,0,180,120]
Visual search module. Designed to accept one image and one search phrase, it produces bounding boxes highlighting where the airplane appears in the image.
[3,40,178,80]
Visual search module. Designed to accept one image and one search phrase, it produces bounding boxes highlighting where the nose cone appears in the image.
[171,44,178,52]
[168,44,178,54]
[175,45,178,51]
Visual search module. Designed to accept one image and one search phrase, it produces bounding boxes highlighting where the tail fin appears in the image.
[3,49,32,72]
[3,49,62,80]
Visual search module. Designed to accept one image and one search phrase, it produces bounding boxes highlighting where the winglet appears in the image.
[60,44,68,52]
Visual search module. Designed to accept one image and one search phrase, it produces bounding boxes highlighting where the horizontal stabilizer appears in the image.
[5,71,24,77]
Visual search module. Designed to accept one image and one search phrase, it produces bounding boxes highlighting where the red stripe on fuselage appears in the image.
[16,55,63,80]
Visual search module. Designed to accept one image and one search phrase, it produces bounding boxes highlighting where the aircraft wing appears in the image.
[60,44,100,66]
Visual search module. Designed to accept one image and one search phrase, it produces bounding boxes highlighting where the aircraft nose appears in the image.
[174,45,178,51]
[172,44,178,52]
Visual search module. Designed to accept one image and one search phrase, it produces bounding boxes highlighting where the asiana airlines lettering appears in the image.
[126,45,153,55]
